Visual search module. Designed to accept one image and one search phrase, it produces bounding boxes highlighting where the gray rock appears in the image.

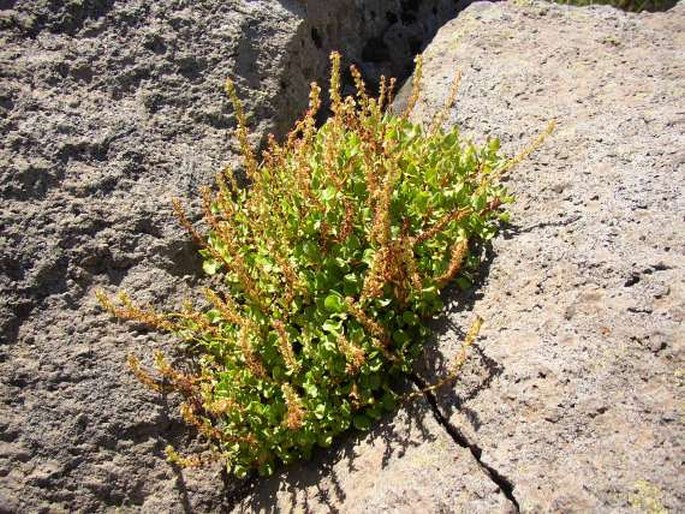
[3,0,683,511]
[0,0,477,511]
[234,396,515,513]
[408,1,685,512]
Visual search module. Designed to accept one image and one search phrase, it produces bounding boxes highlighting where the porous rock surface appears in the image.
[0,0,471,512]
[407,1,684,512]
[1,0,684,513]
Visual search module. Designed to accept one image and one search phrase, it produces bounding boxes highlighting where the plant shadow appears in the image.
[413,236,507,429]
[227,388,436,513]
[224,233,510,511]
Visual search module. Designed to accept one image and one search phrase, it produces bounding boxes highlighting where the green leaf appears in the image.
[381,392,397,411]
[402,311,420,326]
[202,258,221,275]
[367,405,383,420]
[322,319,342,333]
[324,293,345,313]
[392,330,410,345]
[258,462,274,476]
[321,339,337,353]
[353,414,371,431]
[362,248,375,266]
[320,185,337,203]
[303,381,319,397]
[272,366,286,381]
[206,309,221,324]
[234,465,248,479]
[455,276,472,290]
[314,404,326,420]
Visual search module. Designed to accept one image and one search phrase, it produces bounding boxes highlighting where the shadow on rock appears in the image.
[230,241,503,512]
[232,392,437,513]
[415,238,504,428]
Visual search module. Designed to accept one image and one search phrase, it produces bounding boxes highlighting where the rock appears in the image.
[407,1,685,512]
[233,396,516,513]
[3,0,683,511]
[0,0,480,511]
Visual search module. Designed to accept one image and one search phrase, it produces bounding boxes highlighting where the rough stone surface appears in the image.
[0,0,473,512]
[2,0,684,512]
[234,397,514,514]
[407,2,685,512]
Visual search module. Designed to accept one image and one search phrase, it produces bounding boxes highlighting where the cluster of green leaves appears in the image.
[100,52,513,478]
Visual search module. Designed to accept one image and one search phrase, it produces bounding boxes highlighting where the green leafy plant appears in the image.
[98,52,549,478]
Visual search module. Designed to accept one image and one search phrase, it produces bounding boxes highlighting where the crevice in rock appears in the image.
[410,372,521,512]
[271,0,472,137]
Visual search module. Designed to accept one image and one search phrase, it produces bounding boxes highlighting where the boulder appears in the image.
[233,398,515,513]
[237,1,685,512]
[0,0,468,511]
[408,1,685,511]
[1,0,683,511]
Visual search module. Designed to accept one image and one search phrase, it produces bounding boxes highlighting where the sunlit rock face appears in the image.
[0,0,468,511]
